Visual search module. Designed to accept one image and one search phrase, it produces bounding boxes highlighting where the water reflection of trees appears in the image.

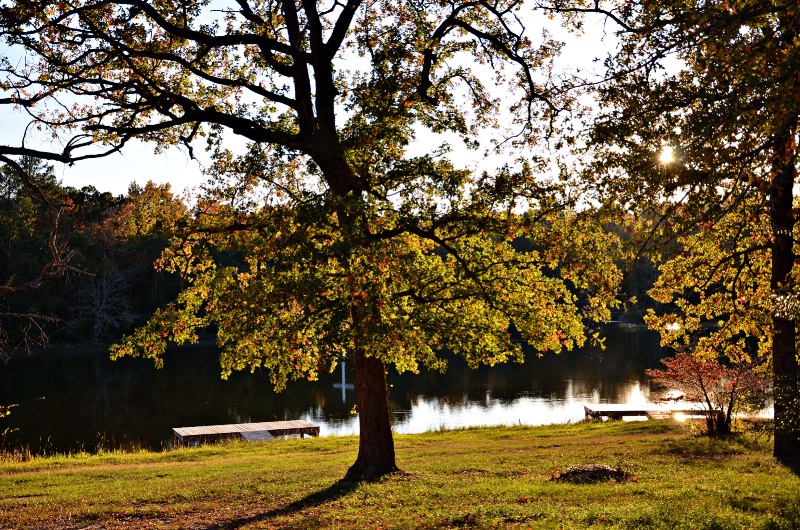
[0,328,665,453]
[389,329,663,409]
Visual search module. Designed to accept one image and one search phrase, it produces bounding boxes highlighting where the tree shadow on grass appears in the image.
[203,477,360,529]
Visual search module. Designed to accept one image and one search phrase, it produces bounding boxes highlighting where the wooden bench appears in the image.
[172,420,320,446]
[583,403,707,420]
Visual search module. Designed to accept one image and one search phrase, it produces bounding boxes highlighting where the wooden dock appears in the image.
[583,403,708,420]
[172,420,320,446]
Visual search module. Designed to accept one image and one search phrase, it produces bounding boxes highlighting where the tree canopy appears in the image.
[563,0,800,458]
[1,0,623,478]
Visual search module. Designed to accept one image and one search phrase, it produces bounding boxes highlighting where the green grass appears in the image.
[1,421,798,529]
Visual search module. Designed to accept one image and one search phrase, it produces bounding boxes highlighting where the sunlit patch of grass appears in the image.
[1,421,798,529]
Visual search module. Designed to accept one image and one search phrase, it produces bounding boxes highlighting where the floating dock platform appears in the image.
[583,403,707,420]
[172,420,320,446]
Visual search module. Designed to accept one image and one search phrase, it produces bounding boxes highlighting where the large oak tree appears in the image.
[1,0,621,478]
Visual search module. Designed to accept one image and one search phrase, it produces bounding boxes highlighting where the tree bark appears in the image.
[345,346,398,480]
[331,161,398,479]
[769,124,800,462]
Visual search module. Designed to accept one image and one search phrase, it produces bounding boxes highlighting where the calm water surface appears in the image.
[0,327,665,453]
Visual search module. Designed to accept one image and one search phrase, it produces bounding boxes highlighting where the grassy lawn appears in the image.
[1,420,798,529]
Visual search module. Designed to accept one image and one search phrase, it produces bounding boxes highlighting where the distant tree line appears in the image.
[0,156,186,352]
[2,155,658,356]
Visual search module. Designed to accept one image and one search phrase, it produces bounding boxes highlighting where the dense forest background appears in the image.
[0,157,187,351]
[0,157,663,353]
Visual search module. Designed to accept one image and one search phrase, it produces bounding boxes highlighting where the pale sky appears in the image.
[0,7,617,198]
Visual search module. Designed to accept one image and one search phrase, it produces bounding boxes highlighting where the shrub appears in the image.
[647,353,766,436]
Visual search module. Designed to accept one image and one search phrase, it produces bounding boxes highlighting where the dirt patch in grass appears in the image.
[551,464,636,483]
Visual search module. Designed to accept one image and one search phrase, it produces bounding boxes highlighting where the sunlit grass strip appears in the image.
[1,421,798,529]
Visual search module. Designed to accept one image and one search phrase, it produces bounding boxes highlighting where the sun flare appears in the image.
[659,145,675,164]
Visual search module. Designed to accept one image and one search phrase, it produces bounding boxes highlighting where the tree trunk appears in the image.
[773,311,800,459]
[345,347,398,480]
[706,410,730,437]
[769,123,800,462]
[336,196,398,480]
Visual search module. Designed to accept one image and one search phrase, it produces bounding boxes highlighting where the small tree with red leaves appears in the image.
[647,353,766,436]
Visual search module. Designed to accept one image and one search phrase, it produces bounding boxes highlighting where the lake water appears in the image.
[0,326,666,453]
